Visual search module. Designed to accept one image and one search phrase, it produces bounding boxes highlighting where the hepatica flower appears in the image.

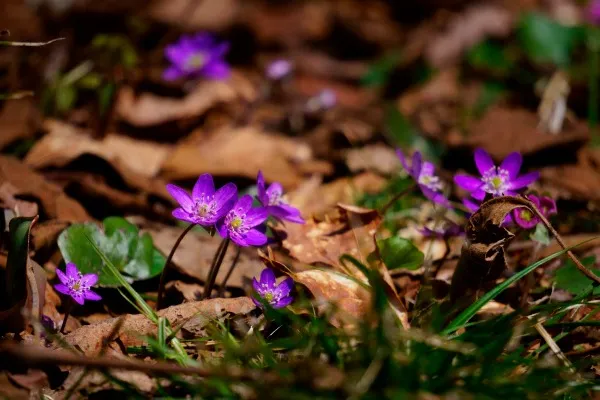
[54,263,101,305]
[217,195,268,247]
[167,174,237,227]
[266,59,292,80]
[454,148,539,201]
[256,171,304,224]
[306,89,337,112]
[513,195,557,229]
[252,268,294,309]
[163,33,230,81]
[396,149,451,207]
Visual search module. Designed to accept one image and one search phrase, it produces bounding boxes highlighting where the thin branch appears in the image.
[515,196,600,285]
[379,184,417,215]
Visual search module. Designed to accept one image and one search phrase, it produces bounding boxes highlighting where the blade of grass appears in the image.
[442,237,599,336]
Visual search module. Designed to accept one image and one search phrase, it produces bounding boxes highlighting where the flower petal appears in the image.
[216,219,229,239]
[81,273,98,287]
[500,152,523,179]
[540,196,557,216]
[509,171,540,190]
[72,293,85,305]
[252,277,265,296]
[474,148,495,175]
[463,198,481,213]
[420,161,436,177]
[54,283,70,295]
[235,195,254,214]
[266,182,283,200]
[166,184,194,212]
[251,296,263,308]
[513,207,538,229]
[243,229,268,247]
[162,66,184,81]
[192,174,215,201]
[56,268,68,285]
[244,207,268,227]
[272,296,293,309]
[172,208,195,224]
[214,183,238,213]
[454,175,482,191]
[256,171,268,205]
[395,149,411,173]
[411,151,422,179]
[419,186,450,208]
[471,188,486,201]
[66,263,79,279]
[259,268,276,287]
[84,290,102,301]
[202,61,230,80]
[274,277,294,298]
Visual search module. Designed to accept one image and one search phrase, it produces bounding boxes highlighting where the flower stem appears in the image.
[380,183,417,215]
[217,246,241,297]
[202,238,230,300]
[60,299,73,334]
[156,223,196,310]
[516,196,600,285]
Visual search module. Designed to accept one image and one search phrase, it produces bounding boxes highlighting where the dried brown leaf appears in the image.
[161,126,327,187]
[65,297,256,356]
[345,144,401,175]
[540,148,600,201]
[116,73,255,127]
[0,156,90,222]
[146,0,239,30]
[450,196,527,301]
[0,98,39,150]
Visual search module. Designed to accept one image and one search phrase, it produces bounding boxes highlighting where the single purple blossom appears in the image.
[54,263,101,305]
[216,195,268,247]
[266,59,292,80]
[167,174,237,227]
[41,314,56,333]
[163,33,230,81]
[454,148,539,201]
[256,171,304,224]
[396,149,451,207]
[252,268,294,309]
[513,195,557,229]
[306,89,337,112]
[587,0,600,25]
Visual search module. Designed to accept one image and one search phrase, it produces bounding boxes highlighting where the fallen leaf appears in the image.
[147,225,263,289]
[116,73,255,127]
[64,297,256,355]
[294,269,371,327]
[463,106,589,160]
[165,280,204,303]
[345,143,401,175]
[280,204,381,279]
[0,98,39,150]
[146,0,239,31]
[161,126,328,188]
[294,75,377,110]
[450,196,528,301]
[424,4,514,68]
[0,182,39,218]
[540,148,600,201]
[0,156,90,222]
[7,369,48,391]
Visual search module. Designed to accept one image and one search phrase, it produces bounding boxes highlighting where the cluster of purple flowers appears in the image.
[397,147,555,233]
[167,172,304,248]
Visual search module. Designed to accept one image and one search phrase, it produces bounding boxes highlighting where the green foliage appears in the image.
[517,12,584,67]
[377,236,424,270]
[554,255,600,296]
[467,40,514,75]
[91,34,138,69]
[530,223,551,245]
[58,217,165,287]
[361,52,401,87]
[5,217,35,306]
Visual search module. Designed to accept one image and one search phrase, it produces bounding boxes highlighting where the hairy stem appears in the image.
[60,299,73,334]
[202,238,231,299]
[517,196,600,285]
[218,246,242,297]
[157,224,196,310]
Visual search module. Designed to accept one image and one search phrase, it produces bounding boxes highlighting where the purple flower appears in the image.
[54,263,101,305]
[163,33,230,81]
[256,171,304,224]
[419,222,463,239]
[454,148,539,201]
[587,0,600,25]
[266,59,292,80]
[513,195,557,229]
[396,149,451,207]
[216,195,268,247]
[167,174,237,227]
[252,268,294,309]
[306,89,337,112]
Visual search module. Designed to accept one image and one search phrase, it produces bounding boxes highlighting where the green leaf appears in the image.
[56,85,77,113]
[58,217,165,287]
[377,236,424,270]
[5,217,35,307]
[530,223,551,246]
[385,106,444,162]
[361,52,401,87]
[517,12,584,67]
[467,40,513,74]
[554,256,600,296]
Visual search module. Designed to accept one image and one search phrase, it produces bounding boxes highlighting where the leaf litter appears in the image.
[1,0,600,398]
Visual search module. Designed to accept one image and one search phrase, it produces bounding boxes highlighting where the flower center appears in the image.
[519,210,533,221]
[192,194,219,223]
[230,217,243,229]
[482,167,510,196]
[226,209,249,235]
[185,53,206,70]
[418,172,443,191]
[264,292,274,302]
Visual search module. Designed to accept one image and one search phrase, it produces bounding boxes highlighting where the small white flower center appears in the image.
[268,189,284,206]
[67,272,89,296]
[193,194,218,223]
[226,208,248,235]
[482,167,510,196]
[418,172,443,191]
[185,53,206,71]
